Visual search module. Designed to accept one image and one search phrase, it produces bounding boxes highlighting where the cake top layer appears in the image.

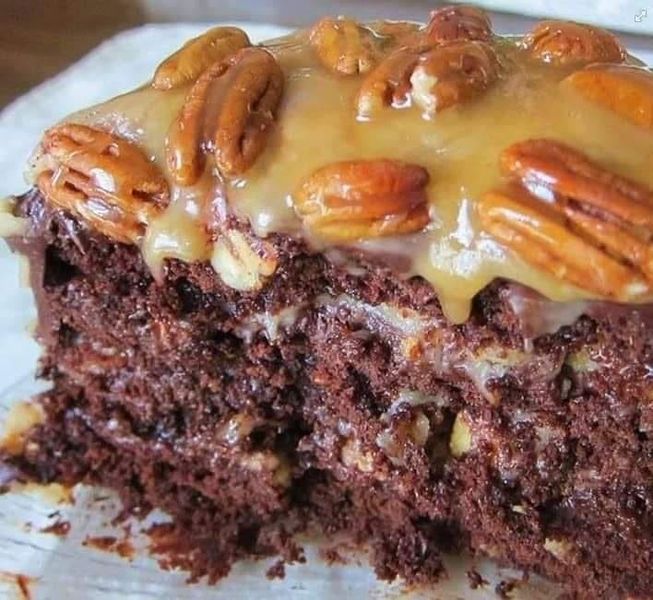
[20,6,653,321]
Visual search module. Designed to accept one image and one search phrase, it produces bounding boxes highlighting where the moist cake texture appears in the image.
[2,6,653,599]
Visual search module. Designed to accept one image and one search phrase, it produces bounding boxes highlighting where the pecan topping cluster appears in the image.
[31,7,653,305]
[36,124,169,244]
[478,139,653,300]
[355,6,501,120]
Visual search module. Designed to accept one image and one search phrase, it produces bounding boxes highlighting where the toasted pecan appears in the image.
[167,47,284,185]
[521,20,625,66]
[152,26,250,90]
[357,41,500,119]
[479,138,653,299]
[425,5,492,44]
[500,139,653,229]
[310,17,383,75]
[293,159,430,241]
[410,41,500,117]
[478,184,647,299]
[37,124,169,244]
[564,64,653,130]
[356,45,424,117]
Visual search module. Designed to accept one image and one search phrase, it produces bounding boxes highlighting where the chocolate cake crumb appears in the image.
[266,560,286,580]
[319,546,348,566]
[5,189,653,598]
[467,568,488,590]
[82,535,134,560]
[495,578,519,599]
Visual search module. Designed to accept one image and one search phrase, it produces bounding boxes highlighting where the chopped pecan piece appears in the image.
[293,159,430,241]
[479,139,653,299]
[357,41,499,119]
[211,229,278,291]
[36,124,169,244]
[520,20,625,66]
[310,17,384,75]
[167,47,284,184]
[425,5,492,44]
[564,64,653,130]
[152,26,250,90]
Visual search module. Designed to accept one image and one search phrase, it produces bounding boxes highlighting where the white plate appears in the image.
[0,22,649,599]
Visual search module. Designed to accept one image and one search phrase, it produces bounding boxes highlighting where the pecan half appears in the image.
[37,124,169,244]
[564,64,653,130]
[478,185,646,299]
[500,139,653,232]
[166,47,284,185]
[478,139,653,299]
[356,46,424,118]
[310,17,384,75]
[293,159,430,241]
[425,5,492,44]
[520,20,625,66]
[357,41,499,120]
[371,20,422,46]
[152,26,250,90]
[410,41,500,117]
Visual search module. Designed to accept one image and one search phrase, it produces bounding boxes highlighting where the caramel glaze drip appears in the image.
[25,15,653,323]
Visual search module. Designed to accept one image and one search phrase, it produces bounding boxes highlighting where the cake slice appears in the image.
[2,7,653,598]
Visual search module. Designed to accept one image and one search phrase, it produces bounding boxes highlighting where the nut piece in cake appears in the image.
[0,401,45,456]
[211,229,278,291]
[520,20,625,66]
[544,537,575,563]
[564,64,653,130]
[424,5,493,44]
[293,159,430,241]
[309,17,383,75]
[152,26,250,90]
[0,197,27,237]
[449,413,472,458]
[166,47,284,184]
[357,41,499,119]
[478,139,653,300]
[36,124,169,244]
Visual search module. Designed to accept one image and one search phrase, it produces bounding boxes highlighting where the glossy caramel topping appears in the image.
[26,14,653,323]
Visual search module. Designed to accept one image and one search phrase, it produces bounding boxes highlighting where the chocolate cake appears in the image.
[2,6,653,598]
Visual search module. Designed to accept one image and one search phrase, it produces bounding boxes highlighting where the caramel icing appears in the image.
[25,23,653,323]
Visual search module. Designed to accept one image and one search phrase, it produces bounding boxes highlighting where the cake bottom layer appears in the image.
[3,190,653,599]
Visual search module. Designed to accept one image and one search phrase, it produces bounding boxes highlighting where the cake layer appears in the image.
[5,189,653,598]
